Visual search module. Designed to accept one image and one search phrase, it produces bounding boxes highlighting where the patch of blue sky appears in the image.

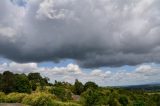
[38,59,76,68]
[99,63,160,73]
[38,59,160,74]
[0,57,12,64]
[100,65,137,72]
[10,0,27,7]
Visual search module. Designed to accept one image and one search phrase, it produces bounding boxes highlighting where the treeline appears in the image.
[0,71,98,95]
[123,84,160,91]
[0,71,49,93]
[0,71,160,106]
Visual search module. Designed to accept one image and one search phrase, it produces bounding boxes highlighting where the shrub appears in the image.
[22,92,55,106]
[52,100,81,106]
[118,95,129,106]
[81,89,101,106]
[108,99,121,106]
[14,74,31,93]
[51,87,72,101]
[84,81,98,91]
[0,92,6,103]
[133,100,145,106]
[73,79,84,95]
[5,93,28,103]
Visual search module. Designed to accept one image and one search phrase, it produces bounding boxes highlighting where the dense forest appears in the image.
[0,71,160,106]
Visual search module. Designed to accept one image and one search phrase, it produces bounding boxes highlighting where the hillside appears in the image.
[0,71,160,106]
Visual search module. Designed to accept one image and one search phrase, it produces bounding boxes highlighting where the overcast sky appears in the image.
[0,0,160,86]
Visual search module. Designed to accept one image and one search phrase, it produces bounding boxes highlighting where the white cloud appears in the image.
[0,62,160,86]
[91,69,111,78]
[0,62,38,73]
[135,65,160,76]
[0,62,82,75]
[135,65,152,73]
[36,0,72,20]
[0,27,16,38]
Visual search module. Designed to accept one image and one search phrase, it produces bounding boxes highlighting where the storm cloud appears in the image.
[0,0,160,68]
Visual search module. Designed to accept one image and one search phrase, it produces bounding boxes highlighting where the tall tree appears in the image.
[73,79,84,95]
[84,81,98,91]
[15,74,31,93]
[28,72,48,91]
[2,71,15,93]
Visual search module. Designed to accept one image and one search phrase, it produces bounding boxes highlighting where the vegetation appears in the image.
[0,71,160,106]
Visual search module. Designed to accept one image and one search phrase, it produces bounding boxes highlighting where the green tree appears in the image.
[118,95,129,106]
[0,73,2,91]
[28,73,42,81]
[151,94,160,106]
[51,87,72,101]
[84,81,98,91]
[28,73,48,91]
[108,98,121,106]
[73,79,84,95]
[14,74,31,93]
[2,71,15,93]
[30,80,37,91]
[81,89,100,106]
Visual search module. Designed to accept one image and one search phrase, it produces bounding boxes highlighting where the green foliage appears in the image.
[73,79,84,95]
[30,80,37,91]
[0,71,49,93]
[5,93,28,103]
[84,81,98,91]
[22,92,55,106]
[14,74,31,93]
[118,95,129,106]
[1,71,15,93]
[54,81,73,90]
[108,91,121,106]
[0,92,28,103]
[133,100,145,106]
[81,89,102,106]
[52,100,82,106]
[1,71,160,106]
[28,72,48,91]
[0,92,6,102]
[108,98,121,106]
[0,92,81,106]
[28,73,42,81]
[0,74,2,91]
[151,94,160,106]
[51,87,72,101]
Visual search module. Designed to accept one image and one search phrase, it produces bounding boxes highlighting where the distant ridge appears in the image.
[121,83,160,91]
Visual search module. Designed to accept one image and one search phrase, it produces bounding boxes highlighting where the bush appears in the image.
[51,87,72,101]
[118,95,129,106]
[22,92,55,106]
[133,100,145,106]
[0,92,6,103]
[73,79,84,95]
[108,98,121,106]
[84,81,98,91]
[14,74,31,93]
[5,93,28,103]
[52,100,81,106]
[81,89,101,106]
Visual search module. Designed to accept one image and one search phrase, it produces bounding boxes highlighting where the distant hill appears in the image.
[121,83,160,91]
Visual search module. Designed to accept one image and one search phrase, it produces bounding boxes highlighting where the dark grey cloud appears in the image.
[0,0,160,68]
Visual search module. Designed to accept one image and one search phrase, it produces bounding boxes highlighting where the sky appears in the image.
[0,0,160,86]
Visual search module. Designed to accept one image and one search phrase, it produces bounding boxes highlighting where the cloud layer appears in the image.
[0,62,160,86]
[0,0,160,67]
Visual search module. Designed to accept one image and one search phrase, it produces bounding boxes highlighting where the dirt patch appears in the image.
[0,103,27,106]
